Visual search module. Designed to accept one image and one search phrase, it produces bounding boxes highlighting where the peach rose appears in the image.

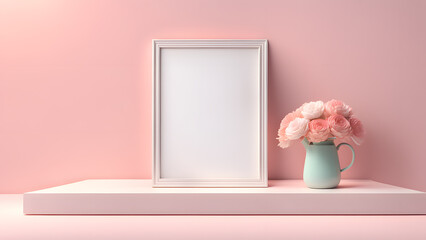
[285,118,309,140]
[306,119,330,143]
[301,101,324,120]
[328,114,351,138]
[349,116,365,145]
[324,99,352,118]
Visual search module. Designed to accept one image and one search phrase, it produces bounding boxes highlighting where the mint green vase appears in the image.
[302,138,355,189]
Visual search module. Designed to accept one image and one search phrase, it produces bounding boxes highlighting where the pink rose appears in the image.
[301,101,324,120]
[324,99,352,118]
[349,116,365,145]
[277,135,291,148]
[278,111,298,136]
[294,104,305,118]
[277,111,300,148]
[306,119,330,143]
[285,118,309,140]
[328,115,351,138]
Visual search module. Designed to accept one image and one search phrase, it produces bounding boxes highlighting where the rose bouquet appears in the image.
[277,99,365,148]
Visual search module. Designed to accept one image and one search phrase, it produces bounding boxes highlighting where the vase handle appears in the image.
[337,143,355,172]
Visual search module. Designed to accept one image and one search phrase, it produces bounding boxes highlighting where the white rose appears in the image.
[301,101,324,120]
[285,118,309,140]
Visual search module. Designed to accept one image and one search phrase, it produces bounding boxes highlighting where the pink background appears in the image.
[1,0,426,193]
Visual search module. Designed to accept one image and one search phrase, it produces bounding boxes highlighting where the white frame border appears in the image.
[152,39,268,187]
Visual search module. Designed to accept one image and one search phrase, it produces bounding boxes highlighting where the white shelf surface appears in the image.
[23,179,426,215]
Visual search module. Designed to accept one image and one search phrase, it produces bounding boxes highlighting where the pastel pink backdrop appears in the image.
[1,0,425,193]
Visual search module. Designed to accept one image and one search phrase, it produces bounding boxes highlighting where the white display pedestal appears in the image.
[23,179,426,215]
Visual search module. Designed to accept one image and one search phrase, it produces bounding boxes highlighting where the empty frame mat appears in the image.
[153,40,267,187]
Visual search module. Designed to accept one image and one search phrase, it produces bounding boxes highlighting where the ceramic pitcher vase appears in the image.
[302,138,355,189]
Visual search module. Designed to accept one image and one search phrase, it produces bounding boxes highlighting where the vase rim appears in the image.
[306,137,336,145]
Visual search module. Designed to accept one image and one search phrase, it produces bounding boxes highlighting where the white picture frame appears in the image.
[153,39,268,187]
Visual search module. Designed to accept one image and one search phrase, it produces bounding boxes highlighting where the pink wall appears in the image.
[1,0,426,193]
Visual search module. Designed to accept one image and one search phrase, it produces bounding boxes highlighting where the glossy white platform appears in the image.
[23,179,426,215]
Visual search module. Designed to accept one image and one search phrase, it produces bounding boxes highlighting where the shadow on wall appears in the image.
[367,124,411,189]
[267,42,307,179]
[267,41,386,182]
